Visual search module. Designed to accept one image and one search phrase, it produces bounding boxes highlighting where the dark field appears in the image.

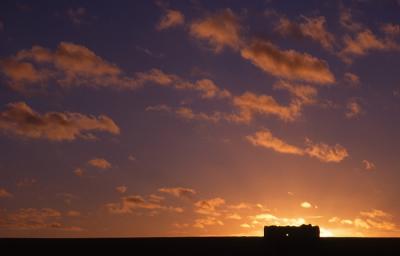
[2,237,400,255]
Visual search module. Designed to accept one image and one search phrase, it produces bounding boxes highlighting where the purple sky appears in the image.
[1,0,400,237]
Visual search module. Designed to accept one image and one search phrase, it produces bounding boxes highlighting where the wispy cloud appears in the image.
[156,9,184,30]
[246,129,303,155]
[0,102,120,141]
[190,8,242,52]
[247,129,348,163]
[0,188,13,198]
[88,158,112,169]
[158,187,196,199]
[241,38,335,84]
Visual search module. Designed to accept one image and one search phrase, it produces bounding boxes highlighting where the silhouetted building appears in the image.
[264,224,320,240]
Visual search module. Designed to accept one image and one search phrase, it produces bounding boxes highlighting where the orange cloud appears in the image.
[157,9,184,30]
[339,30,399,63]
[0,58,48,91]
[273,80,318,105]
[246,129,304,155]
[300,202,313,209]
[146,105,223,123]
[381,23,400,37]
[106,195,164,214]
[360,209,391,219]
[252,213,305,226]
[275,15,335,50]
[190,8,242,52]
[241,39,335,84]
[232,92,302,122]
[66,210,81,217]
[73,168,84,177]
[0,208,82,231]
[344,72,360,87]
[329,209,396,232]
[345,99,363,119]
[247,129,349,163]
[115,186,128,194]
[174,78,231,99]
[88,158,112,169]
[194,197,225,216]
[158,187,196,199]
[339,7,363,32]
[0,188,12,198]
[362,160,376,171]
[193,216,224,228]
[106,195,183,215]
[304,139,349,163]
[0,102,120,141]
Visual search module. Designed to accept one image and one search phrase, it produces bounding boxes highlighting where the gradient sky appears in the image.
[1,0,400,238]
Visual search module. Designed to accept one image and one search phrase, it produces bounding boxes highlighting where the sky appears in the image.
[1,0,400,238]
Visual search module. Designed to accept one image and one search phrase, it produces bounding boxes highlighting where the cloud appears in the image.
[174,79,231,99]
[190,8,242,52]
[116,186,128,194]
[57,193,78,205]
[67,7,86,25]
[247,129,349,163]
[0,57,48,91]
[194,197,225,216]
[246,129,304,155]
[135,45,164,58]
[226,213,242,220]
[339,30,399,63]
[273,80,318,105]
[193,216,224,228]
[73,168,84,177]
[0,208,80,231]
[275,15,335,50]
[254,213,305,226]
[232,92,302,122]
[339,7,363,32]
[381,23,400,37]
[157,9,184,30]
[354,218,370,229]
[0,102,120,141]
[0,43,180,92]
[106,195,164,214]
[344,72,360,87]
[146,105,224,123]
[4,42,125,90]
[0,188,12,198]
[362,160,376,171]
[158,187,196,199]
[155,80,317,124]
[332,209,396,232]
[300,202,312,209]
[360,209,391,219]
[106,195,183,215]
[304,139,349,163]
[241,39,335,84]
[88,158,112,169]
[66,210,81,217]
[345,99,363,119]
[148,194,165,203]
[227,203,252,210]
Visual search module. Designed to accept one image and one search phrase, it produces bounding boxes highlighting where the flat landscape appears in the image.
[2,237,400,255]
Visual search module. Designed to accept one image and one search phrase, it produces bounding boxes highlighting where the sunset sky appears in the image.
[1,0,400,238]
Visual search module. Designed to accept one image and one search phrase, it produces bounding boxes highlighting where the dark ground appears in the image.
[2,237,400,255]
